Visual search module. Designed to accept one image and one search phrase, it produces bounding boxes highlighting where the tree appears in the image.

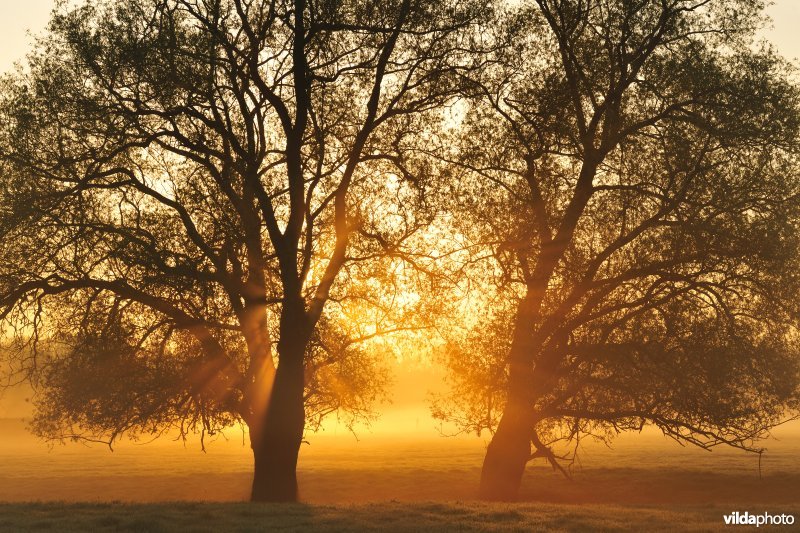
[0,0,482,501]
[433,0,800,500]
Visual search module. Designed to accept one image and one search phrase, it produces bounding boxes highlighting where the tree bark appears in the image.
[249,316,307,502]
[479,399,533,501]
[479,287,541,501]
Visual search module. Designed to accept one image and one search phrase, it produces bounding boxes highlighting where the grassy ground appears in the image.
[1,421,799,531]
[2,501,796,532]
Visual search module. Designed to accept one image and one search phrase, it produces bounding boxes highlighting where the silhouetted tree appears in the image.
[0,0,482,501]
[433,0,800,500]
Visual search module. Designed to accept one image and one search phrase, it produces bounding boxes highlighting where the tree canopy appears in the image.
[429,0,800,500]
[0,0,484,501]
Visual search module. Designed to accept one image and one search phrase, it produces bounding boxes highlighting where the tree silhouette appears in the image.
[433,0,800,500]
[0,0,481,501]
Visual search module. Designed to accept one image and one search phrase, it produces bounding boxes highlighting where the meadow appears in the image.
[4,501,797,532]
[0,418,799,531]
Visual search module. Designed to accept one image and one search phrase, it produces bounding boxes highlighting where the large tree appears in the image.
[433,0,800,500]
[0,0,481,501]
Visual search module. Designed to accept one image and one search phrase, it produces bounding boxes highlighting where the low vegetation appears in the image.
[4,501,799,532]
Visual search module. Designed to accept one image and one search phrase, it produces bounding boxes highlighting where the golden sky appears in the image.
[1,0,800,436]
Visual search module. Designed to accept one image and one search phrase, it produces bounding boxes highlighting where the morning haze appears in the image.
[0,1,799,531]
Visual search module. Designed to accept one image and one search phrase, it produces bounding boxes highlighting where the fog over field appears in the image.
[1,2,800,528]
[2,416,799,505]
[2,344,800,506]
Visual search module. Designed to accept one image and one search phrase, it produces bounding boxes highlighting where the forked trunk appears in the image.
[250,335,306,502]
[479,400,533,501]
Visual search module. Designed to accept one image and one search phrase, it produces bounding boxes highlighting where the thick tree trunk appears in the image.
[479,289,540,501]
[479,400,533,501]
[249,322,307,502]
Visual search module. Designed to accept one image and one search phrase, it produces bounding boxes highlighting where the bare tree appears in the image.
[0,0,483,501]
[433,0,800,500]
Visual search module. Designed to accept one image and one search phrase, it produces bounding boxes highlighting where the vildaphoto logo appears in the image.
[723,512,795,527]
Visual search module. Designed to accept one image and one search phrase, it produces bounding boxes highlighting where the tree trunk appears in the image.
[479,400,533,501]
[250,326,307,502]
[479,289,540,501]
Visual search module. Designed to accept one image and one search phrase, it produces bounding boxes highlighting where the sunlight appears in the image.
[0,0,799,527]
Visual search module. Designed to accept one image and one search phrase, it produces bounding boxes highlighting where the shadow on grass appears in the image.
[1,500,798,532]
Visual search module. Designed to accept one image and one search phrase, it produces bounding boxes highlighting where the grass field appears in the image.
[3,501,799,532]
[1,419,799,531]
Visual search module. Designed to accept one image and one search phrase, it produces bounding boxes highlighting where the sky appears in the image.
[1,0,800,429]
[1,1,800,71]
